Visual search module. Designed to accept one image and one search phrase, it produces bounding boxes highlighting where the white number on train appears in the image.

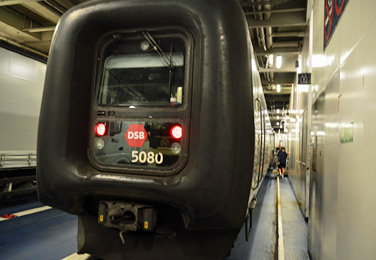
[131,151,163,164]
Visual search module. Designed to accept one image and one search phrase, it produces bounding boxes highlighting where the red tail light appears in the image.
[170,125,183,139]
[95,123,107,136]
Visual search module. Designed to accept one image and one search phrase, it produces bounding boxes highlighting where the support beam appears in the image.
[247,12,307,28]
[44,0,67,14]
[0,35,48,58]
[273,41,300,48]
[255,47,300,55]
[240,0,272,7]
[52,0,74,10]
[241,0,305,9]
[272,31,308,37]
[0,8,41,41]
[264,89,291,95]
[23,26,55,32]
[244,8,305,15]
[0,8,52,54]
[259,67,297,73]
[22,2,61,23]
[0,0,40,6]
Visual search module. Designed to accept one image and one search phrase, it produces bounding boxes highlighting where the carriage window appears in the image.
[98,34,185,107]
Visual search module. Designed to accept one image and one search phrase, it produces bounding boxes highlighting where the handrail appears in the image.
[0,152,37,168]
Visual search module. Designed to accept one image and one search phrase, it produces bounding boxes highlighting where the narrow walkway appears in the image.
[279,176,310,260]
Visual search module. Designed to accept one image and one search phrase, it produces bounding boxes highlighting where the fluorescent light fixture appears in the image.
[268,54,274,66]
[312,54,335,68]
[298,85,309,92]
[276,116,280,119]
[276,56,282,68]
[277,84,281,93]
[105,53,184,69]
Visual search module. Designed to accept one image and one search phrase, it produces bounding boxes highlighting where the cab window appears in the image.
[98,33,185,107]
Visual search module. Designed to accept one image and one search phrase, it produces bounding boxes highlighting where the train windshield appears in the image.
[97,35,185,107]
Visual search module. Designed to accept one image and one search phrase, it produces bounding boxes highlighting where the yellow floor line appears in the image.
[62,253,91,260]
[277,177,285,260]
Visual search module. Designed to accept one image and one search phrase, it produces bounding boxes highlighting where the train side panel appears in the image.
[0,47,45,168]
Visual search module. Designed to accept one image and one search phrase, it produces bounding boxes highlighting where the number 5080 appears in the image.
[131,151,163,164]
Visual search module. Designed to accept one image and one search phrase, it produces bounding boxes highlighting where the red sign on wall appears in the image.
[125,124,148,147]
[324,0,349,50]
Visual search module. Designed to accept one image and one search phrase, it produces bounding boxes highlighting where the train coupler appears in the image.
[98,201,157,234]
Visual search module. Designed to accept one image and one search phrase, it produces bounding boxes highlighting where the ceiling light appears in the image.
[276,56,282,68]
[268,54,274,66]
[277,84,281,93]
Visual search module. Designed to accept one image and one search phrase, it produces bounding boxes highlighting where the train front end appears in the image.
[37,0,255,258]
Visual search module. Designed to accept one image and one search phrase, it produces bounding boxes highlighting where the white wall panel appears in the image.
[287,12,312,218]
[0,48,11,75]
[300,0,376,259]
[321,70,339,260]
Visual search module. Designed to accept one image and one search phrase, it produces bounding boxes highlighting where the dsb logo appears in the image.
[127,131,145,140]
[125,124,148,147]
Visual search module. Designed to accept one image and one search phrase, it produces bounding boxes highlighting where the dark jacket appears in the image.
[277,150,288,164]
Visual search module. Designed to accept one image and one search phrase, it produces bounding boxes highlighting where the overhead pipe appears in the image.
[263,2,273,50]
[250,0,275,83]
[251,0,266,51]
[272,31,308,37]
[262,0,274,82]
[0,35,48,58]
[256,0,266,51]
[250,0,267,82]
[273,41,300,48]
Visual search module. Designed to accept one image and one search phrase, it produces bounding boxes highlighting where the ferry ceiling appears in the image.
[0,0,309,132]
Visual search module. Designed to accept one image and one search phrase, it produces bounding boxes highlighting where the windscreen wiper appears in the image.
[142,31,174,70]
[142,31,176,102]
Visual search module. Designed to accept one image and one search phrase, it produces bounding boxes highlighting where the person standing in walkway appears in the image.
[277,147,288,177]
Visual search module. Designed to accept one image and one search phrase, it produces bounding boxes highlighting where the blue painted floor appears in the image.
[0,200,42,216]
[226,172,277,260]
[0,202,77,260]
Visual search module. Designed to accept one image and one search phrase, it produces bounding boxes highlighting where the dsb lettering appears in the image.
[127,131,145,140]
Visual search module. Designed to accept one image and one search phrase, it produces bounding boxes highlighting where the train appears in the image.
[37,0,273,259]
